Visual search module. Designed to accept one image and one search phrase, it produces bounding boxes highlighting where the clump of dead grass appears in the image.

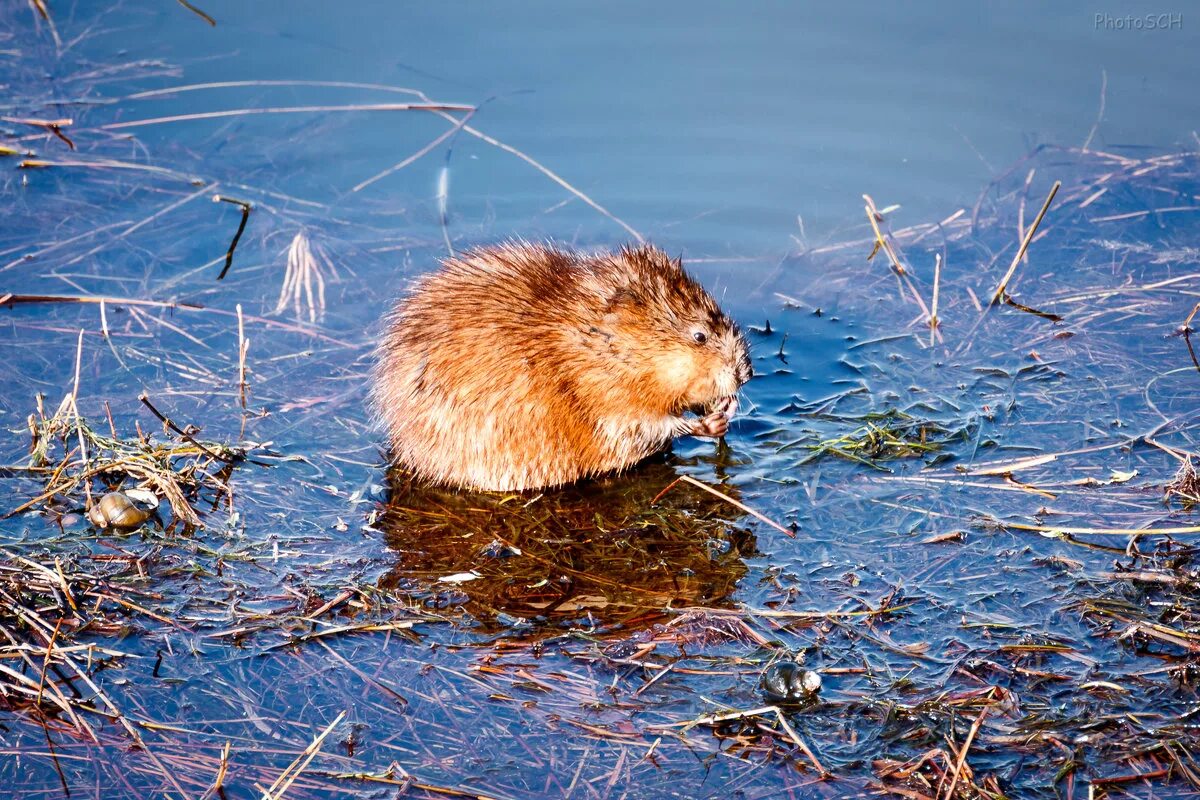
[1166,457,1200,507]
[14,389,249,529]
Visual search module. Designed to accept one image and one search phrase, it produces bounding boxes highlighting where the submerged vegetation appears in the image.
[3,4,1200,799]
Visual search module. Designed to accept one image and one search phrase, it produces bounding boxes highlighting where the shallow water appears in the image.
[3,2,1200,799]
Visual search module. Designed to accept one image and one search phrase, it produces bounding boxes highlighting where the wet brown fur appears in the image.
[371,242,752,491]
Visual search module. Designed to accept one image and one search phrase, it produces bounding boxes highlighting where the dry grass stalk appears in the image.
[653,474,794,538]
[236,303,250,408]
[1007,521,1200,536]
[988,180,1061,304]
[176,0,216,25]
[864,196,907,275]
[939,705,989,800]
[25,0,61,47]
[98,101,473,131]
[261,711,346,800]
[863,195,936,324]
[275,231,336,323]
[929,252,942,346]
[198,741,232,800]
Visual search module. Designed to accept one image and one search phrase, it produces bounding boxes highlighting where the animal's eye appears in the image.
[692,331,708,344]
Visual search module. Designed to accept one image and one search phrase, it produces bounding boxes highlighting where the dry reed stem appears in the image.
[1007,522,1200,536]
[863,197,937,326]
[1,293,352,346]
[98,102,472,131]
[988,180,1061,305]
[119,78,644,239]
[17,157,203,183]
[236,303,249,409]
[1184,302,1200,329]
[26,0,61,48]
[176,0,215,25]
[864,199,906,275]
[353,107,477,193]
[198,741,231,800]
[33,616,63,709]
[939,705,989,800]
[67,330,93,505]
[652,474,794,537]
[261,710,345,800]
[930,252,942,346]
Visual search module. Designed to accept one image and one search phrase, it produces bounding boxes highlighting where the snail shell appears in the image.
[761,661,822,704]
[86,491,152,530]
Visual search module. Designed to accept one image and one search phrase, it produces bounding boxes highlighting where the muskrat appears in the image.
[371,242,752,491]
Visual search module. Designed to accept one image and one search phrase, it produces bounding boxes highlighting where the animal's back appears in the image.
[375,245,604,489]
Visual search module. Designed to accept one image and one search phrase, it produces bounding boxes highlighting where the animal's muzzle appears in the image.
[734,338,752,385]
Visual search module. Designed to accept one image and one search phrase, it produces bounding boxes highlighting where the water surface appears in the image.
[3,2,1200,798]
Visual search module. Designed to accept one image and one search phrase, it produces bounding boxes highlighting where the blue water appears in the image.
[5,2,1200,798]
[70,1,1200,257]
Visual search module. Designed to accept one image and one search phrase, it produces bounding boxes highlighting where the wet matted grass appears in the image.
[3,6,1200,799]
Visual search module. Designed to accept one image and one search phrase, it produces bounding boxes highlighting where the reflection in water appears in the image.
[378,459,757,635]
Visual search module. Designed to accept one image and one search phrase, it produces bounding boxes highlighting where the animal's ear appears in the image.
[603,285,634,312]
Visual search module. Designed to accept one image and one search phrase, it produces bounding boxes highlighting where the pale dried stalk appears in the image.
[236,303,249,408]
[275,232,336,323]
[262,711,346,800]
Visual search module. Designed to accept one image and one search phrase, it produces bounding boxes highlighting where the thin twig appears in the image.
[653,475,795,537]
[138,392,237,465]
[199,741,231,800]
[176,0,215,25]
[352,107,477,193]
[214,195,251,280]
[988,180,1061,305]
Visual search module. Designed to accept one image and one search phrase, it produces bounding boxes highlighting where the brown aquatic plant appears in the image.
[1166,456,1200,507]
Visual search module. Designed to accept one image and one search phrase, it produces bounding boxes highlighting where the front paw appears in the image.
[690,409,730,438]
